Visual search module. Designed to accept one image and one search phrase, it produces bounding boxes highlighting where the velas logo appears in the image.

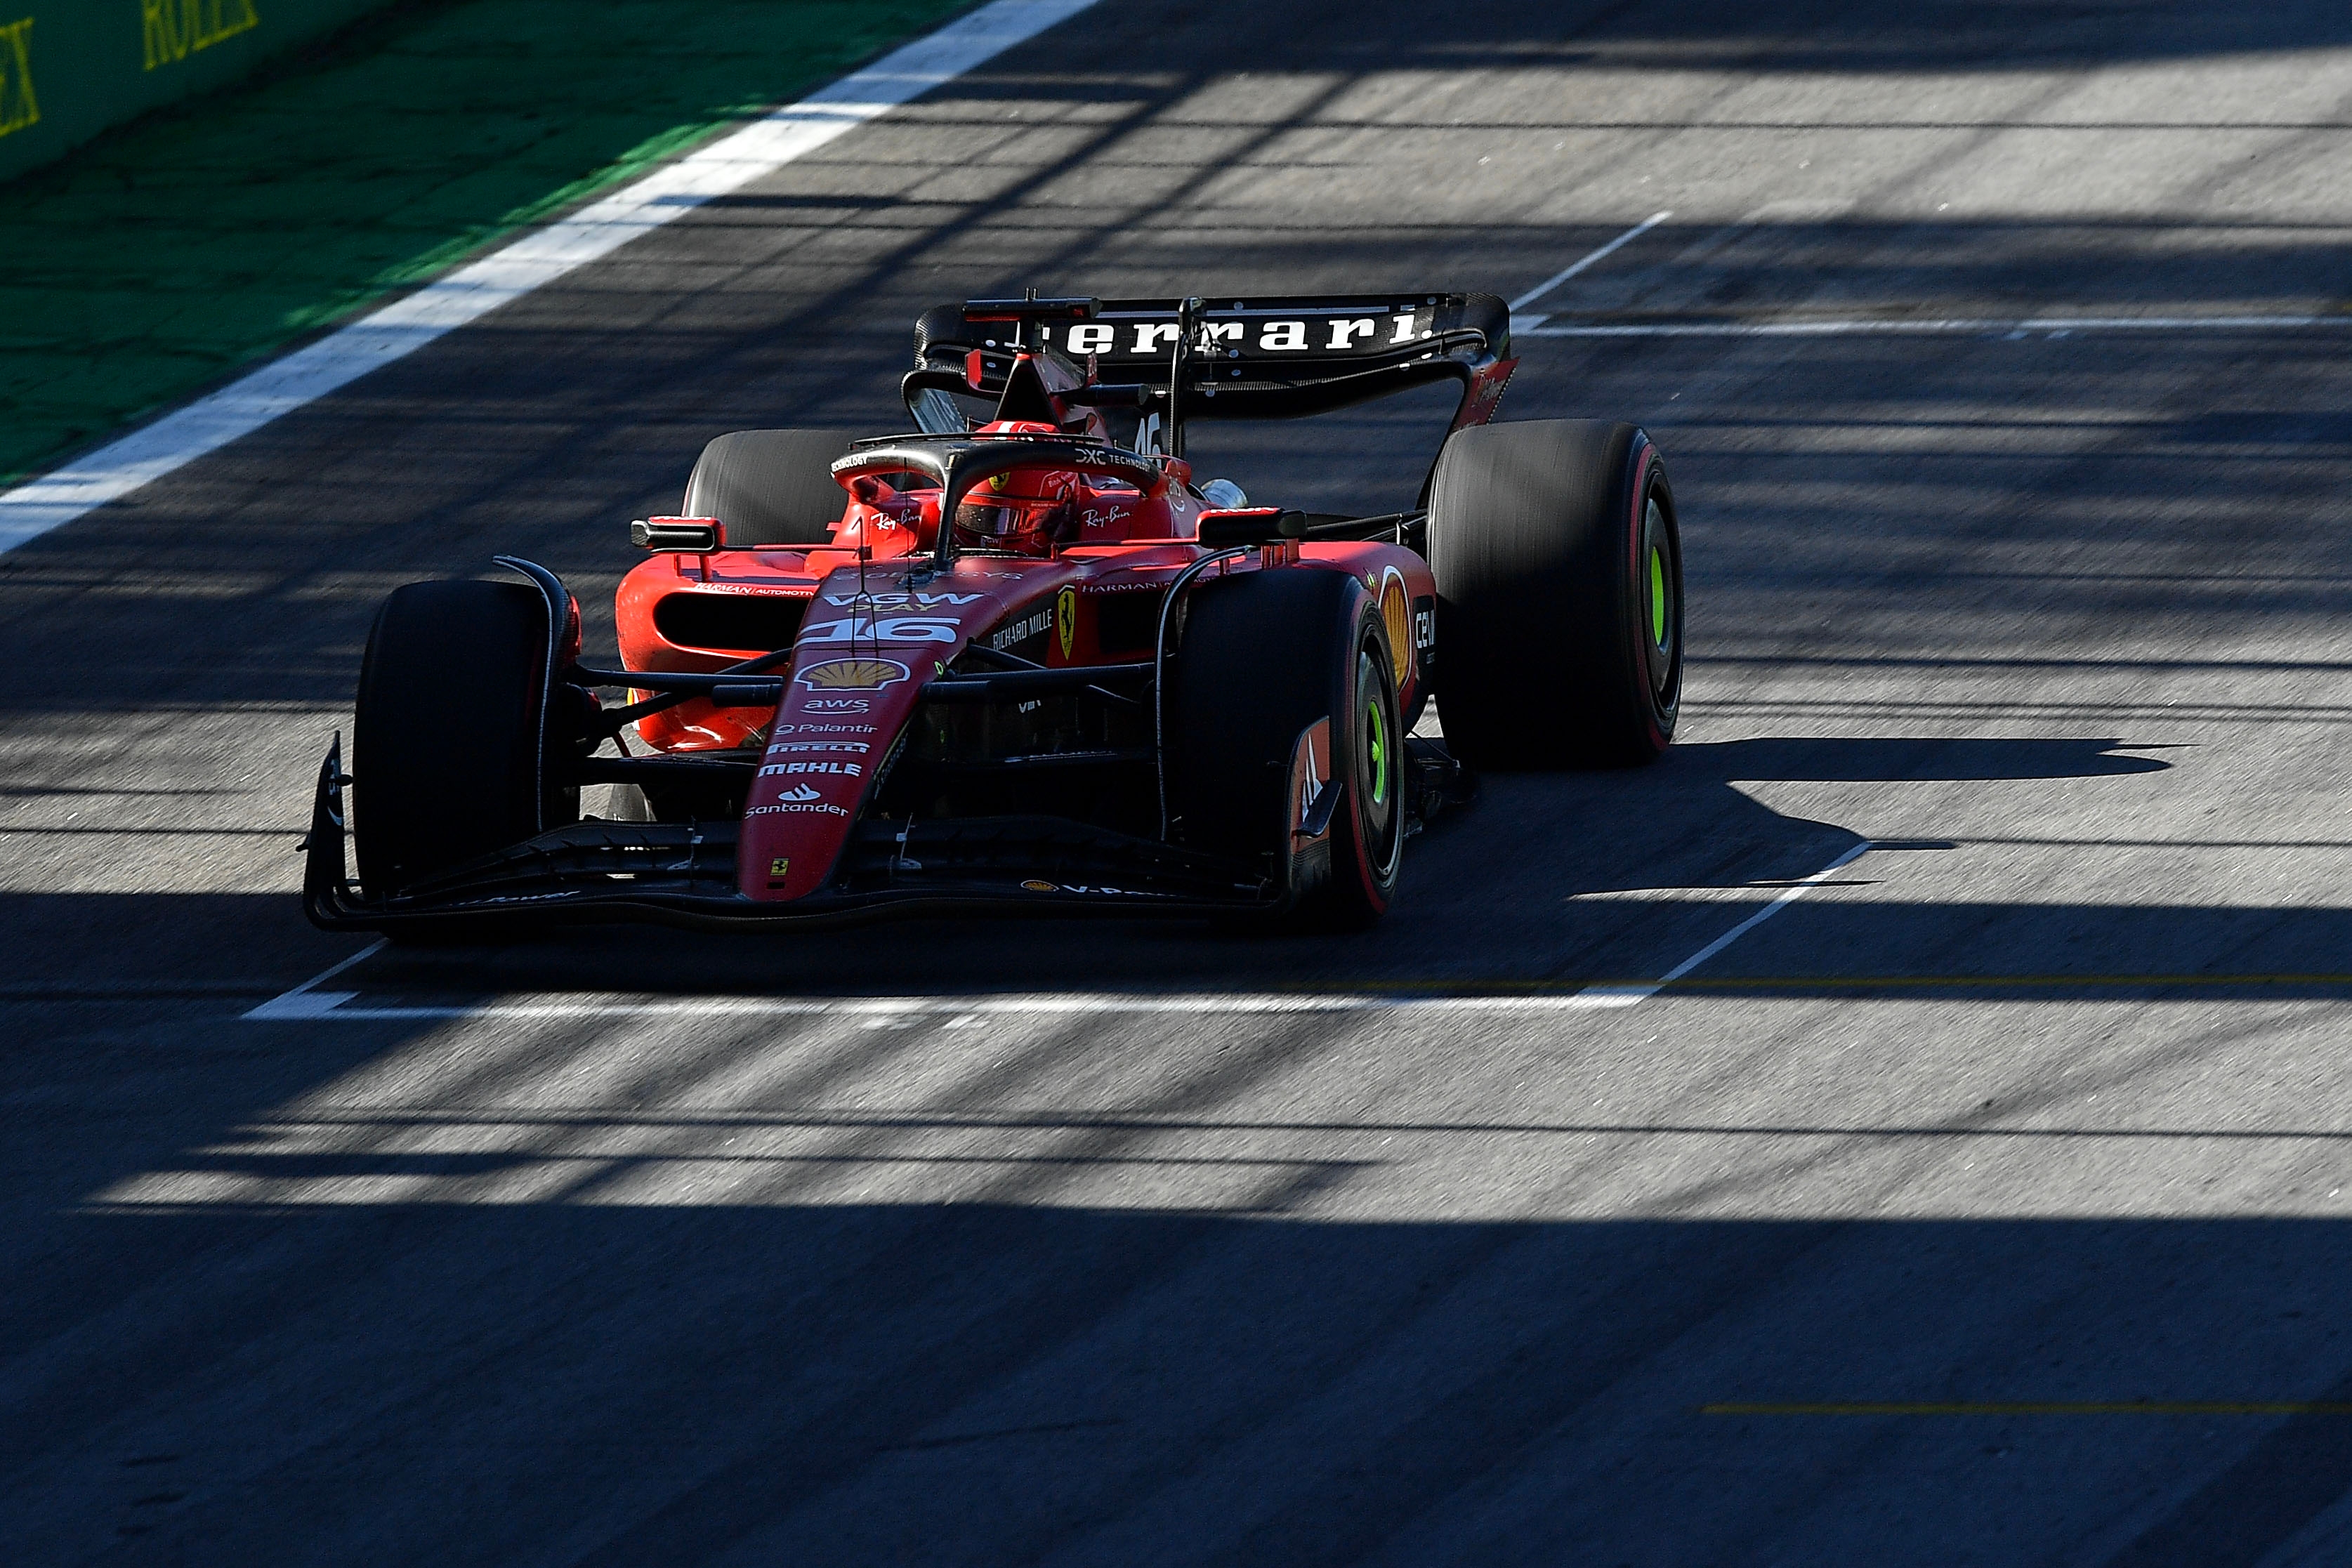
[795,658,909,692]
[1020,879,1058,892]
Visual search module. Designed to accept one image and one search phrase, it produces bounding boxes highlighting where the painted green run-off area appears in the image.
[0,0,978,486]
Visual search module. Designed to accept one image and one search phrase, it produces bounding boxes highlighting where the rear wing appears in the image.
[907,293,1516,449]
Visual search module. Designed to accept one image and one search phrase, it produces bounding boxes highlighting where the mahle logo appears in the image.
[143,0,258,72]
[0,18,36,139]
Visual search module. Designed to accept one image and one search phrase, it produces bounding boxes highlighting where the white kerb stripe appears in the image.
[0,0,1101,555]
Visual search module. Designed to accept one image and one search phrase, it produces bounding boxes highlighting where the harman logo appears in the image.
[795,659,909,692]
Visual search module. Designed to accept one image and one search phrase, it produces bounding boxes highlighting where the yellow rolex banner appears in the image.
[2,2,391,183]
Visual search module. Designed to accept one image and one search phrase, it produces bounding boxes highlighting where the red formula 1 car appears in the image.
[301,292,1683,934]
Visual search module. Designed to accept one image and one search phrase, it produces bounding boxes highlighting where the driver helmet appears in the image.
[952,441,1082,557]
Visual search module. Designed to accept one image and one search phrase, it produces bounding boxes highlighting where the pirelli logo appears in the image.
[0,18,35,139]
[143,0,258,72]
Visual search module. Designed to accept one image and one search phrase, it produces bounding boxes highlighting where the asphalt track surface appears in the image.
[8,1,2352,1561]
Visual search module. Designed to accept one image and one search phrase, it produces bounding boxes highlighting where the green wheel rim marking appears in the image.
[1649,545,1669,648]
[1365,697,1390,807]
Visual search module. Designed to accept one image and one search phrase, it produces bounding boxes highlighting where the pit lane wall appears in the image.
[0,1,393,184]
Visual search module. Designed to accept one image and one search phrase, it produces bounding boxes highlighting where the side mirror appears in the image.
[1196,508,1306,546]
[631,516,724,551]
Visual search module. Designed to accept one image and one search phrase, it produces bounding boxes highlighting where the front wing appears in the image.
[299,741,1281,934]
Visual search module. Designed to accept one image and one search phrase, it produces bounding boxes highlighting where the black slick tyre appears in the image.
[681,429,855,546]
[1426,419,1682,768]
[1167,565,1405,928]
[353,579,570,900]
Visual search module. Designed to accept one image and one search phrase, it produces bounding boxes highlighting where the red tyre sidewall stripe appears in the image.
[1624,435,1668,753]
[1343,600,1399,914]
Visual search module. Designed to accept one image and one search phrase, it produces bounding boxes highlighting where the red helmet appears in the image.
[953,429,1082,557]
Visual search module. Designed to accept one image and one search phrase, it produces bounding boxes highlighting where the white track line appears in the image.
[0,0,1099,555]
[243,846,1872,1022]
[1570,841,1874,1008]
[244,991,1669,1022]
[242,939,387,1020]
[1509,211,1673,322]
[1523,315,2352,338]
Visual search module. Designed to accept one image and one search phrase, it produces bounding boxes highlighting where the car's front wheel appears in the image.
[353,579,574,900]
[1166,564,1404,927]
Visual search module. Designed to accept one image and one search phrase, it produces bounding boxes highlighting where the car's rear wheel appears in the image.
[1167,565,1405,927]
[1426,418,1681,768]
[353,579,573,900]
[681,429,855,547]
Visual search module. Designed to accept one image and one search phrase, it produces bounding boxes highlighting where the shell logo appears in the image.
[1379,568,1411,686]
[795,658,909,692]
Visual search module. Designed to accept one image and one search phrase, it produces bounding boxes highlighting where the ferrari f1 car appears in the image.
[301,291,1683,934]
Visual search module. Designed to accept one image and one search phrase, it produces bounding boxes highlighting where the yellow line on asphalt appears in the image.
[1298,975,2352,994]
[1669,975,2352,990]
[1703,1402,2352,1416]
